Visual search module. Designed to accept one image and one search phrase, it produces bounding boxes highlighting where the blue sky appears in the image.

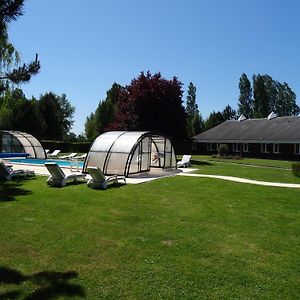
[9,0,300,135]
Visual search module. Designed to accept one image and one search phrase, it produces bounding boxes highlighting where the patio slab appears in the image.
[9,162,196,184]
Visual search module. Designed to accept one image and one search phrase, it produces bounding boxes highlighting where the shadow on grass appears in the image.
[190,160,213,166]
[46,180,88,188]
[0,180,32,202]
[0,266,85,299]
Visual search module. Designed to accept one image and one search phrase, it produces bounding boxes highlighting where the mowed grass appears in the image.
[194,155,295,169]
[1,176,300,299]
[191,156,300,184]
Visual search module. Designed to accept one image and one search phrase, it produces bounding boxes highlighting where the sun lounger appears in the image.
[59,153,77,159]
[0,162,35,180]
[45,162,86,187]
[86,167,126,189]
[73,153,87,160]
[177,155,192,168]
[48,150,61,158]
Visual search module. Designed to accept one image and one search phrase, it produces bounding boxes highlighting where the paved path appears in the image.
[179,172,300,189]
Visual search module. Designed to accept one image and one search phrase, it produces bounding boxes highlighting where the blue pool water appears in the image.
[11,158,84,168]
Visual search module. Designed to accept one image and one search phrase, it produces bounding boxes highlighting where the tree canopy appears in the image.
[112,72,187,138]
[84,83,124,140]
[252,74,299,118]
[0,0,40,93]
[238,73,253,118]
[203,105,236,131]
[0,89,75,140]
[85,72,187,139]
[185,82,203,137]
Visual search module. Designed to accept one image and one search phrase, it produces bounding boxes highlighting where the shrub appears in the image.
[291,162,300,177]
[218,144,228,157]
[41,140,92,153]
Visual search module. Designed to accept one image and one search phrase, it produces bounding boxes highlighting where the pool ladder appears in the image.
[70,157,80,172]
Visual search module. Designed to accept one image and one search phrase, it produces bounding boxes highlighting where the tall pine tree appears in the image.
[253,74,270,118]
[238,73,253,118]
[252,74,299,118]
[275,82,300,116]
[186,82,198,116]
[186,82,203,136]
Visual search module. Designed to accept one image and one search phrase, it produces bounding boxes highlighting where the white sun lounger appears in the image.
[86,167,126,189]
[59,153,77,159]
[48,150,61,158]
[73,153,87,160]
[177,155,192,168]
[45,162,86,187]
[0,162,35,180]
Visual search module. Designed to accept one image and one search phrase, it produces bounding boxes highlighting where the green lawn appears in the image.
[1,176,300,299]
[194,155,296,169]
[191,156,300,184]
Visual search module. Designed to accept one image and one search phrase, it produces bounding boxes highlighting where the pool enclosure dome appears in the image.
[0,130,46,159]
[83,131,177,177]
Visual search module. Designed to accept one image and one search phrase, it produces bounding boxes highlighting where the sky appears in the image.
[8,0,300,135]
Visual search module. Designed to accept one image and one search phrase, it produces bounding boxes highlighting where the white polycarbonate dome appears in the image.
[83,131,176,177]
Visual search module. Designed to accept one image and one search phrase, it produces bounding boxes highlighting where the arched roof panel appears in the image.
[84,131,176,177]
[0,130,46,159]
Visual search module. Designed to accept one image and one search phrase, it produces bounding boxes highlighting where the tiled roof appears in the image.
[193,116,300,142]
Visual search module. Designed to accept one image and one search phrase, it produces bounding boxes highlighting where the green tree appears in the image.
[39,92,75,140]
[94,83,124,133]
[84,112,97,141]
[238,73,253,118]
[94,100,115,133]
[186,82,198,115]
[0,88,45,138]
[253,74,269,118]
[222,105,236,121]
[0,0,40,93]
[204,111,224,131]
[186,82,203,136]
[0,89,14,128]
[191,113,204,135]
[275,82,300,116]
[84,83,124,140]
[203,105,236,131]
[252,74,299,118]
[106,82,123,105]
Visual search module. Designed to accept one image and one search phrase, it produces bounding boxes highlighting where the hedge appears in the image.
[291,162,300,177]
[41,140,92,154]
[42,138,192,156]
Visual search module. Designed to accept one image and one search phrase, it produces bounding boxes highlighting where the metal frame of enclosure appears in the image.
[83,131,177,177]
[0,130,46,159]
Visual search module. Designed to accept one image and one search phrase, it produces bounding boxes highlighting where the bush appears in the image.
[291,162,300,177]
[41,140,92,153]
[218,144,228,157]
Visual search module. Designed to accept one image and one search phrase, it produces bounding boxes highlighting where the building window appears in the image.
[192,142,198,151]
[243,143,249,152]
[273,143,280,154]
[294,144,300,155]
[233,143,239,152]
[261,143,269,153]
[207,143,214,151]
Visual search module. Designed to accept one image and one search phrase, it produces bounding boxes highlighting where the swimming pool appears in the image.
[10,158,84,168]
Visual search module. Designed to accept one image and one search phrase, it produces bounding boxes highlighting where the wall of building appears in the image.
[193,142,300,160]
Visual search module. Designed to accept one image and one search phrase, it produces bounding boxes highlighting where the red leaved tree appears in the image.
[109,72,187,138]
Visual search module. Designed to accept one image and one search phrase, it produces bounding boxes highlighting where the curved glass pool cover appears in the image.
[83,131,177,177]
[0,130,46,159]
